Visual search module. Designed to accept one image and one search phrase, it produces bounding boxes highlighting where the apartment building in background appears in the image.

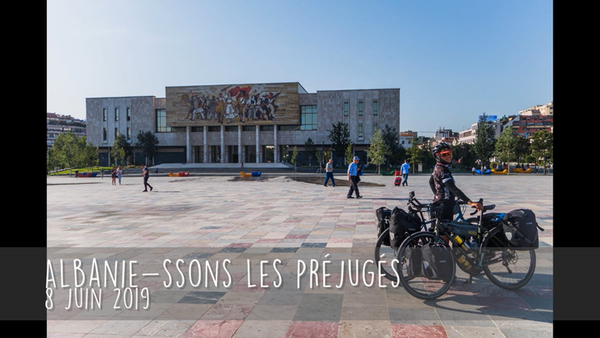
[46,113,86,150]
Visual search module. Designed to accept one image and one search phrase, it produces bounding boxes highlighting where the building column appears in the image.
[221,125,225,163]
[238,125,242,164]
[273,125,278,163]
[203,126,208,163]
[255,125,260,163]
[186,126,191,163]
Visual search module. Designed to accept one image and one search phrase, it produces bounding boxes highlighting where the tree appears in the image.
[452,142,475,169]
[111,133,134,166]
[381,125,405,168]
[367,129,390,173]
[291,146,299,172]
[530,130,553,175]
[81,141,99,172]
[472,114,496,170]
[345,142,354,167]
[47,132,89,174]
[404,137,436,173]
[494,127,520,174]
[514,136,530,166]
[304,137,316,166]
[327,122,350,166]
[135,131,159,165]
[316,147,331,173]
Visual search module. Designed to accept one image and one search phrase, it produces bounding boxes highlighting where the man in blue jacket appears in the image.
[400,159,410,186]
[347,156,362,199]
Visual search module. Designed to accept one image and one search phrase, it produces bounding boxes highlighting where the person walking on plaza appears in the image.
[324,158,336,187]
[141,164,153,192]
[111,166,117,185]
[117,165,123,185]
[347,156,362,199]
[400,159,410,186]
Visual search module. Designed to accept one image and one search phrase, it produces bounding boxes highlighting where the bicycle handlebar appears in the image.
[468,198,484,215]
[408,193,494,216]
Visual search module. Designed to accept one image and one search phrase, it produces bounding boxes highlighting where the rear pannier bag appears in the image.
[375,207,392,246]
[420,244,453,280]
[502,209,539,249]
[389,207,421,250]
[482,212,512,250]
[403,246,422,278]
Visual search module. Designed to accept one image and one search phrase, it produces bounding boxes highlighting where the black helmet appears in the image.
[432,142,452,164]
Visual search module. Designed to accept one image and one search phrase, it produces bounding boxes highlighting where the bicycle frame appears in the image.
[432,202,501,279]
[390,192,538,298]
[407,191,471,231]
[407,192,500,275]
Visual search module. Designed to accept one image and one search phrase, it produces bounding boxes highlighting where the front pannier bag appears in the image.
[403,246,422,278]
[389,207,421,250]
[375,207,392,246]
[502,209,540,249]
[420,244,453,280]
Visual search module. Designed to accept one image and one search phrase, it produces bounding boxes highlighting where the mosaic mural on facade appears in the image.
[166,83,300,126]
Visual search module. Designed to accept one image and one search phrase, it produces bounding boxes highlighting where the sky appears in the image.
[47,0,552,136]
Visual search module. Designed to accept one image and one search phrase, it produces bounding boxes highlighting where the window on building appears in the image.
[103,108,107,121]
[155,109,171,133]
[127,107,131,121]
[358,101,363,116]
[103,128,107,142]
[343,102,349,116]
[208,126,220,132]
[225,126,238,132]
[300,105,317,131]
[127,127,131,140]
[115,108,119,121]
[358,123,364,139]
[372,100,378,115]
[373,123,378,133]
[260,125,274,131]
[242,125,255,131]
[279,125,300,131]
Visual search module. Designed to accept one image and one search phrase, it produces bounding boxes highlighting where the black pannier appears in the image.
[502,209,540,249]
[375,207,392,246]
[403,246,422,278]
[482,212,512,250]
[389,207,421,250]
[420,243,453,280]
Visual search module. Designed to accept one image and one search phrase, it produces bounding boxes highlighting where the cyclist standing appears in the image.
[429,142,482,219]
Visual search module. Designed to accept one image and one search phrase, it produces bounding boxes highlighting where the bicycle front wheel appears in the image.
[397,231,456,300]
[374,228,398,282]
[481,226,536,290]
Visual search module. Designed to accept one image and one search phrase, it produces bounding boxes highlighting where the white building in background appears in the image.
[86,82,400,166]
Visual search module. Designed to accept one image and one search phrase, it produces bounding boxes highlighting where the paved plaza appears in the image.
[46,171,553,337]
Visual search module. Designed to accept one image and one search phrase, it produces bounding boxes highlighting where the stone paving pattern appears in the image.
[46,172,553,337]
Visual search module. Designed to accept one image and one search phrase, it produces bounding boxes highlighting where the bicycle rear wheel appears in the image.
[397,231,456,300]
[481,226,536,290]
[374,228,398,282]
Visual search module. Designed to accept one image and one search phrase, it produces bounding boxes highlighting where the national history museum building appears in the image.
[86,82,400,166]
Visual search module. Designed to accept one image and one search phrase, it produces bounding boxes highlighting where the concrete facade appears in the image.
[86,83,400,166]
